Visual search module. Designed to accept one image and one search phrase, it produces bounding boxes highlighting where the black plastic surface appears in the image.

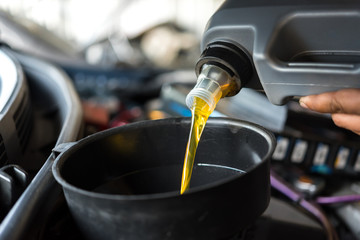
[53,117,275,240]
[0,165,28,220]
[196,41,253,96]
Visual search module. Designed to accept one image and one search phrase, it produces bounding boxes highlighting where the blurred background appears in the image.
[0,0,223,69]
[0,0,233,132]
[1,1,360,240]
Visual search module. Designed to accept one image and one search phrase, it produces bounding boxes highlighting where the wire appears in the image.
[316,195,360,205]
[270,169,339,240]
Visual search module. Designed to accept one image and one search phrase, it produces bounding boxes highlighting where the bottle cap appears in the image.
[186,77,221,113]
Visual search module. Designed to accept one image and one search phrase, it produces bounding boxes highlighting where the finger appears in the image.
[299,89,360,114]
[331,113,360,135]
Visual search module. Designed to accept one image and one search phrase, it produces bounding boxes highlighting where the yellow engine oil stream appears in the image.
[180,64,237,194]
[180,96,222,194]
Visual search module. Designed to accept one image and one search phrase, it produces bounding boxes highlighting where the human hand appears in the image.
[299,89,360,135]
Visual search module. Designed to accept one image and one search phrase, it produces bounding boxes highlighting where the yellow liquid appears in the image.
[180,97,215,194]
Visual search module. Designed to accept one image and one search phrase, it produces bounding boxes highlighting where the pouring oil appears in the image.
[180,64,239,194]
[180,97,215,194]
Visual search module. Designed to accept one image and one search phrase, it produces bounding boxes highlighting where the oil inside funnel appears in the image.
[92,162,247,195]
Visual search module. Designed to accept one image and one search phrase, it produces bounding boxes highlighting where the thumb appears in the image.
[299,89,360,114]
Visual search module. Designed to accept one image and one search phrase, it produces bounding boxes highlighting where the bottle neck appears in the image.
[186,64,237,112]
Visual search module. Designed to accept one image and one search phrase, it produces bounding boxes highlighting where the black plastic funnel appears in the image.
[52,117,275,240]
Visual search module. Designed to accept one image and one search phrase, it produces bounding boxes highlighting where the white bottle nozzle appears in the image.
[186,78,221,112]
[186,64,235,112]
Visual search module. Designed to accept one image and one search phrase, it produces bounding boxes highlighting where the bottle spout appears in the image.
[186,41,254,111]
[195,41,253,95]
[186,64,232,112]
